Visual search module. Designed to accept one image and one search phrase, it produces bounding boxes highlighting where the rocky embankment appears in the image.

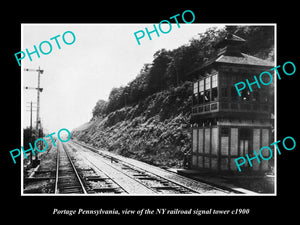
[72,82,192,168]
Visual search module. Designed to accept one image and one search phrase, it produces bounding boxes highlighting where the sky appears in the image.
[21,23,225,134]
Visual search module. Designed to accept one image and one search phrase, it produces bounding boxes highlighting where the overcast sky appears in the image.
[21,23,225,133]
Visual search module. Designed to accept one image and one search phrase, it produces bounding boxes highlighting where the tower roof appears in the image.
[189,33,273,75]
[215,33,246,49]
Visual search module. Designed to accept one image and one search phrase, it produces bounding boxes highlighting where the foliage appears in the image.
[92,99,107,117]
[92,25,274,118]
[227,25,274,60]
[78,25,275,168]
[73,87,192,167]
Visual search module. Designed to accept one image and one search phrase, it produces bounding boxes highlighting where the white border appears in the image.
[21,23,24,195]
[21,23,277,196]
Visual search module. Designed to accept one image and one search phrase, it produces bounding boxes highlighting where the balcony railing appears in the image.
[192,101,271,115]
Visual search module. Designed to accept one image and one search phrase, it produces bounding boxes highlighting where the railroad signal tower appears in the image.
[189,33,274,172]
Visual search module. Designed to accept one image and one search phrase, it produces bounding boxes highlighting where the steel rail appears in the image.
[70,141,202,194]
[54,142,87,194]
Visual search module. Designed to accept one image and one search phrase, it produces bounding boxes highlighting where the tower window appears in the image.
[205,77,211,102]
[252,91,260,102]
[241,89,250,101]
[193,81,198,94]
[205,77,211,89]
[199,80,204,104]
[211,75,218,101]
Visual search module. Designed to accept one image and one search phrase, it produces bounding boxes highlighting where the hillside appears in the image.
[72,25,274,169]
[72,82,192,167]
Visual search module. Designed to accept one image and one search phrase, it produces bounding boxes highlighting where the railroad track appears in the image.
[54,142,87,194]
[69,144,196,194]
[23,139,250,194]
[24,139,233,194]
[59,142,129,194]
[69,141,232,194]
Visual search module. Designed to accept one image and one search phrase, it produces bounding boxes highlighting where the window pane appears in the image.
[241,89,250,101]
[252,91,259,102]
[193,82,198,94]
[212,87,218,101]
[212,75,217,88]
[199,80,204,92]
[199,92,204,104]
[212,74,217,82]
[205,77,211,90]
[205,90,210,102]
[193,94,198,105]
[261,92,268,103]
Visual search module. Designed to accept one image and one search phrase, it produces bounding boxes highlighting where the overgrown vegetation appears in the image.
[73,25,274,168]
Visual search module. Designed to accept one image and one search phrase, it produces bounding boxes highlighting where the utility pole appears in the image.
[30,102,32,130]
[26,101,37,164]
[24,67,44,163]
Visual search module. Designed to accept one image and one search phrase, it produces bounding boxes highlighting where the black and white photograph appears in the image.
[3,3,298,221]
[21,23,276,195]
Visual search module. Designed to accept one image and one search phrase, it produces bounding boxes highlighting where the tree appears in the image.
[233,26,274,60]
[147,49,172,93]
[225,25,238,34]
[106,87,124,113]
[91,25,274,118]
[92,99,107,117]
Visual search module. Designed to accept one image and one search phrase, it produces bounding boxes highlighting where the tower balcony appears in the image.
[191,101,272,121]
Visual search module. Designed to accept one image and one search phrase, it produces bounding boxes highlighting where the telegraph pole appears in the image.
[36,66,41,133]
[24,67,44,130]
[26,101,36,164]
[25,101,37,132]
[24,67,44,163]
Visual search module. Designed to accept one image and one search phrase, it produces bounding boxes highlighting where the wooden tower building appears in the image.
[190,33,274,172]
